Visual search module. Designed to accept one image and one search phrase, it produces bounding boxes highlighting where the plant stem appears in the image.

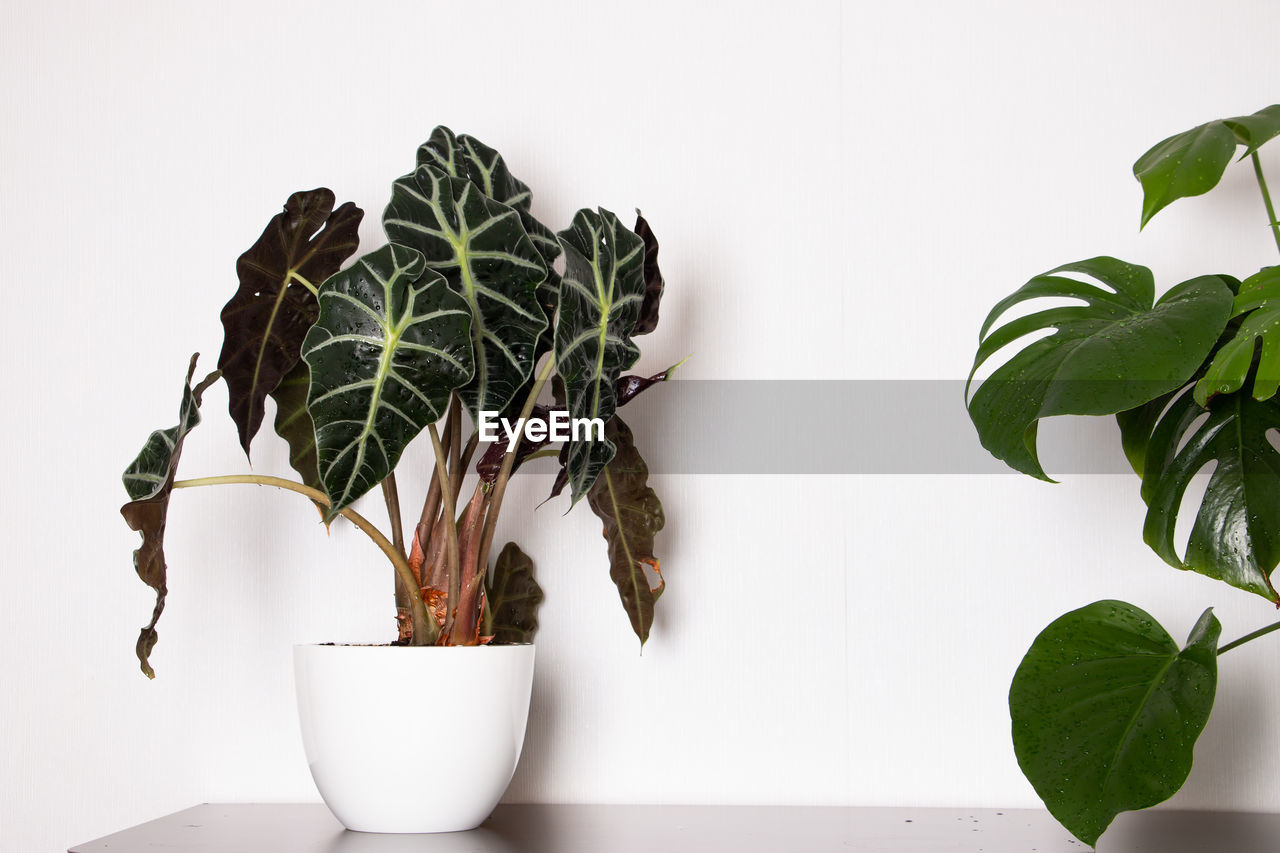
[428,423,461,642]
[413,400,456,565]
[1218,617,1280,655]
[1250,151,1280,258]
[474,354,556,581]
[381,473,410,640]
[172,474,437,644]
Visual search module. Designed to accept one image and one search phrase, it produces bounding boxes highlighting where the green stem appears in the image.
[1218,617,1280,655]
[474,354,557,581]
[428,424,461,642]
[172,474,436,644]
[1250,151,1280,258]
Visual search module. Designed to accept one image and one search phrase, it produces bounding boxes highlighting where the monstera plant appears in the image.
[967,104,1280,848]
[122,127,674,675]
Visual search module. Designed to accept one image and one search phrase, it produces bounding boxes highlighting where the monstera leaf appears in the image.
[1135,381,1280,601]
[1195,267,1280,405]
[586,416,665,645]
[269,360,321,492]
[1011,601,1219,848]
[218,189,362,456]
[967,258,1233,480]
[383,165,548,420]
[120,355,219,678]
[302,244,474,519]
[482,542,544,644]
[1135,104,1280,227]
[417,126,562,309]
[554,208,647,503]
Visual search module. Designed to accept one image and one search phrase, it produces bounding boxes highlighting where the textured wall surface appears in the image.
[5,2,1280,851]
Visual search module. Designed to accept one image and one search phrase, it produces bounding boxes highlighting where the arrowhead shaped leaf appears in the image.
[1195,266,1280,405]
[586,416,665,645]
[417,126,562,310]
[301,243,474,519]
[554,208,646,503]
[1011,601,1219,848]
[1137,383,1280,601]
[1135,105,1280,227]
[482,542,544,645]
[383,165,548,421]
[269,359,322,492]
[217,188,363,456]
[120,355,219,678]
[966,258,1233,480]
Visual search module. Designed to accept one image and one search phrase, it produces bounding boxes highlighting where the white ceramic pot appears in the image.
[294,643,535,833]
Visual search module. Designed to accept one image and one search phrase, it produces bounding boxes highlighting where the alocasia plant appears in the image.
[121,127,676,670]
[967,104,1280,847]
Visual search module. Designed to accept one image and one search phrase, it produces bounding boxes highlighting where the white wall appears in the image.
[4,1,1280,850]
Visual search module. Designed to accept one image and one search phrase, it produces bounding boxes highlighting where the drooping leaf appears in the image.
[1138,383,1280,602]
[301,243,474,519]
[632,211,665,335]
[217,189,363,456]
[1135,105,1280,227]
[967,258,1233,480]
[1011,601,1219,848]
[417,126,562,309]
[120,355,219,678]
[1195,266,1280,405]
[268,359,322,493]
[554,208,647,504]
[482,542,544,644]
[383,165,548,421]
[586,416,665,645]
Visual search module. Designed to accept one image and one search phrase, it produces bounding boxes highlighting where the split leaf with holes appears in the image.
[383,165,548,421]
[120,355,220,678]
[967,257,1233,480]
[218,189,362,456]
[302,243,474,520]
[586,416,665,645]
[1011,601,1220,848]
[554,208,647,504]
[1195,266,1280,405]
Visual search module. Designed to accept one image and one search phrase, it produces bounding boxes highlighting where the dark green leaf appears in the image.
[632,211,665,335]
[1011,601,1220,848]
[1139,385,1280,601]
[269,359,321,492]
[301,244,474,519]
[967,258,1233,480]
[384,165,548,421]
[482,542,544,644]
[554,208,647,503]
[217,189,363,456]
[586,416,665,645]
[417,125,562,309]
[120,355,218,678]
[1134,105,1280,227]
[1195,267,1280,405]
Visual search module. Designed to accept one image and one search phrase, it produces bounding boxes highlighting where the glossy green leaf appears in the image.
[967,258,1233,480]
[1011,601,1219,848]
[120,355,219,678]
[482,542,544,645]
[269,359,321,492]
[301,244,474,519]
[383,165,548,421]
[417,125,562,312]
[217,189,363,456]
[1138,384,1280,601]
[1135,105,1280,227]
[1195,267,1280,405]
[554,208,647,503]
[586,416,665,645]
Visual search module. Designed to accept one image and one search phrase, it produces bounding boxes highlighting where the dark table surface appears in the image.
[67,803,1280,852]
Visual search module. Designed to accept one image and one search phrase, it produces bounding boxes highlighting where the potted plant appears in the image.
[120,127,674,833]
[966,104,1280,848]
